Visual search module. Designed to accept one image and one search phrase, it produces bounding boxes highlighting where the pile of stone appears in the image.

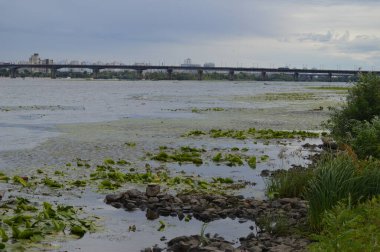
[107,186,311,252]
[105,185,308,224]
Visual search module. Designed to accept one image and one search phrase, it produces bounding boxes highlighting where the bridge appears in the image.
[0,63,379,81]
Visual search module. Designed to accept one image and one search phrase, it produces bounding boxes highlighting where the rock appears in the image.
[271,244,293,252]
[146,184,160,197]
[0,191,5,201]
[128,189,143,198]
[260,170,271,177]
[152,247,162,252]
[125,202,136,210]
[110,202,123,209]
[148,197,159,203]
[146,208,159,220]
[278,198,299,205]
[105,193,123,203]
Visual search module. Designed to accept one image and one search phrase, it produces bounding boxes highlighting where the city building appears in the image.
[204,62,215,68]
[180,58,201,67]
[28,53,53,73]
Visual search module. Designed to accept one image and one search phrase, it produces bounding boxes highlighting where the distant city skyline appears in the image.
[1,0,379,70]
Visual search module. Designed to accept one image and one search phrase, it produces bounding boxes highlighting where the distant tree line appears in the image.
[0,69,358,82]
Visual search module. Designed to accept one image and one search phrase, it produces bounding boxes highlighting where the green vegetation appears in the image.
[261,92,316,101]
[266,168,314,200]
[247,156,257,168]
[256,214,289,236]
[350,117,380,159]
[0,198,96,250]
[191,107,225,113]
[185,128,320,140]
[212,153,244,166]
[308,86,350,91]
[305,154,380,230]
[151,146,205,166]
[309,197,380,251]
[326,74,380,158]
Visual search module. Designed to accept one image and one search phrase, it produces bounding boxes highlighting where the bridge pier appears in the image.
[167,69,173,80]
[136,69,144,80]
[197,69,203,81]
[10,68,17,78]
[51,68,57,79]
[261,71,267,81]
[92,68,100,79]
[328,72,332,82]
[293,72,299,82]
[228,70,234,81]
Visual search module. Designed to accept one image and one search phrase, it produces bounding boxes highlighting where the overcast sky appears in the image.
[1,0,379,70]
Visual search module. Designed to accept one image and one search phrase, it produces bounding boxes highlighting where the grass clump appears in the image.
[256,214,289,236]
[304,154,380,230]
[309,197,380,252]
[266,168,314,200]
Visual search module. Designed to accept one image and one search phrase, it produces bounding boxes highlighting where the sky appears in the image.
[1,0,380,70]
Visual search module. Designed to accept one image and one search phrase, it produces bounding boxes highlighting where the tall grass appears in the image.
[266,168,314,199]
[305,154,380,230]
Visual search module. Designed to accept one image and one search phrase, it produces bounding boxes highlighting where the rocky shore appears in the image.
[105,185,311,251]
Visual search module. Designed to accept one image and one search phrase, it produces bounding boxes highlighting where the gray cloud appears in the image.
[0,0,379,69]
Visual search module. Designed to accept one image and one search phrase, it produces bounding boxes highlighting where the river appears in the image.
[0,78,347,251]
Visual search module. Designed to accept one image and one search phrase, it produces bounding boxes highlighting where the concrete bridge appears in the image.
[1,63,378,81]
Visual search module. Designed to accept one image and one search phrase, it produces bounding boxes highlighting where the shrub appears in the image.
[326,74,380,142]
[350,117,380,159]
[309,196,380,252]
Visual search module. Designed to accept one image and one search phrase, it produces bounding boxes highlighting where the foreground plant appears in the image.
[309,196,380,252]
[0,197,96,250]
[304,153,380,230]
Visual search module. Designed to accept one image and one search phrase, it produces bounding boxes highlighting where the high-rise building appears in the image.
[28,53,53,73]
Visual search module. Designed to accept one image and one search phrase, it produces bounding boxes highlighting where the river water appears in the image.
[0,78,347,251]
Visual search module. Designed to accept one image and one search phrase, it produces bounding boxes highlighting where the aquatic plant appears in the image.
[151,146,204,165]
[212,153,244,166]
[247,156,257,168]
[184,128,319,140]
[0,197,96,250]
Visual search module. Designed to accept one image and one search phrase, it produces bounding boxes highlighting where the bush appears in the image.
[309,196,380,252]
[327,74,380,142]
[350,117,380,159]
